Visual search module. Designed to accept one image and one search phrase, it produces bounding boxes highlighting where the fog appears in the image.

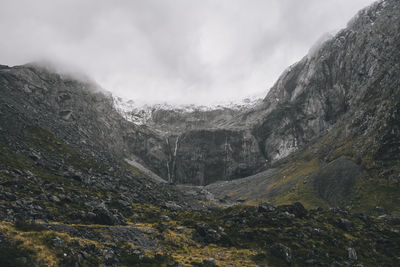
[0,0,375,105]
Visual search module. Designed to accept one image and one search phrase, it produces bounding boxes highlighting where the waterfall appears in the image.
[166,135,180,183]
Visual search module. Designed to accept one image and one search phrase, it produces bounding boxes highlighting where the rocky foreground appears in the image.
[0,198,399,266]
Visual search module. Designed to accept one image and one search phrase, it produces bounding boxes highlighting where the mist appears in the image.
[0,0,375,105]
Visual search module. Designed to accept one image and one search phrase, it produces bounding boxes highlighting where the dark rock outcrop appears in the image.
[192,223,221,244]
[310,157,361,206]
[270,243,292,264]
[281,202,308,218]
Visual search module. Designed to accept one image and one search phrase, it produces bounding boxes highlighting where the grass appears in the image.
[0,222,59,266]
[353,178,400,214]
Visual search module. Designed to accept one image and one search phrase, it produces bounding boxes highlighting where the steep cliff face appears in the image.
[171,129,265,185]
[149,108,238,133]
[144,108,267,185]
[250,0,400,162]
[113,100,266,185]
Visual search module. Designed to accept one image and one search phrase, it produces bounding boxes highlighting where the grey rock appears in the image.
[382,214,400,225]
[202,258,217,266]
[337,218,354,232]
[348,247,358,261]
[91,207,120,226]
[163,201,182,211]
[175,226,186,233]
[270,243,292,264]
[192,224,221,245]
[50,195,61,203]
[281,202,307,218]
[52,236,65,247]
[258,202,276,212]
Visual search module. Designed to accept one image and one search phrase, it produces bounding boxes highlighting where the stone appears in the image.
[52,236,64,247]
[50,195,61,203]
[29,151,41,161]
[337,218,353,232]
[258,202,276,212]
[175,226,186,233]
[348,247,358,261]
[270,243,292,264]
[202,258,217,266]
[382,215,400,225]
[59,110,73,120]
[91,207,119,226]
[281,202,307,218]
[192,224,221,244]
[163,201,182,211]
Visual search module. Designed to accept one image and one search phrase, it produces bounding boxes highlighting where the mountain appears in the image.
[112,95,268,185]
[0,0,400,266]
[205,0,400,213]
[111,0,400,195]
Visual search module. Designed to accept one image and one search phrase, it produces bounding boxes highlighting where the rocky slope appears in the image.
[0,63,202,219]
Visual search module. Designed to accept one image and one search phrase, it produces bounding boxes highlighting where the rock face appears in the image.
[173,129,265,185]
[249,0,400,162]
[0,63,164,175]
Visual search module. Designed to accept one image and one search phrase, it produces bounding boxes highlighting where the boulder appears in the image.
[258,202,276,212]
[270,243,292,264]
[91,207,120,226]
[281,202,307,218]
[336,218,353,232]
[192,224,221,244]
[202,258,217,266]
[348,247,357,261]
[163,201,182,211]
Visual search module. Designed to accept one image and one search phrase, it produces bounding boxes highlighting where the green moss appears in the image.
[353,178,400,214]
[0,140,32,169]
[0,243,36,267]
[24,125,108,173]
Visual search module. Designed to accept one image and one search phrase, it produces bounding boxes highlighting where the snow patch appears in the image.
[112,94,263,125]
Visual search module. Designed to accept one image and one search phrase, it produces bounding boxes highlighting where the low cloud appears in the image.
[0,0,375,105]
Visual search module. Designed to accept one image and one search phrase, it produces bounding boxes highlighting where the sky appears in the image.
[0,0,376,105]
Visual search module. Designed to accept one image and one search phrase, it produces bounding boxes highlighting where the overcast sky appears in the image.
[0,0,375,105]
